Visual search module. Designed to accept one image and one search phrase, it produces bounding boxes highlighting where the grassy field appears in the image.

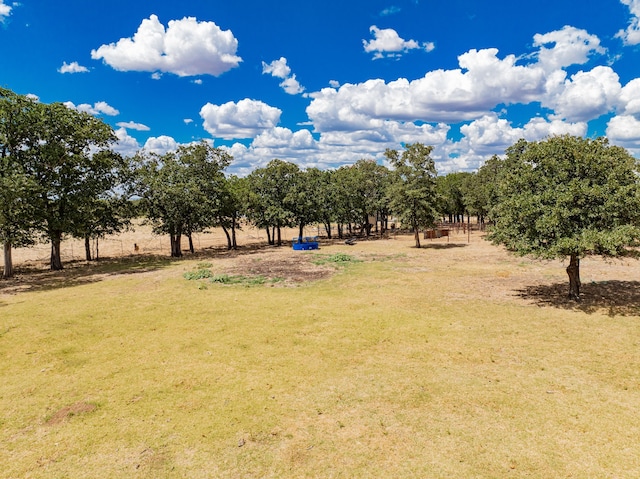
[2,230,640,478]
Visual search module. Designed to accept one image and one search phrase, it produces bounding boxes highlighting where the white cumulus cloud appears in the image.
[64,101,120,116]
[307,48,547,129]
[143,135,180,155]
[200,98,282,139]
[116,121,150,131]
[58,61,89,74]
[308,25,617,135]
[262,57,305,95]
[607,114,640,156]
[607,114,640,141]
[262,57,291,79]
[113,127,142,157]
[544,66,621,122]
[91,15,242,77]
[252,127,317,150]
[617,0,640,45]
[618,78,640,116]
[0,1,12,21]
[533,25,605,72]
[458,114,587,156]
[437,114,588,172]
[363,26,434,59]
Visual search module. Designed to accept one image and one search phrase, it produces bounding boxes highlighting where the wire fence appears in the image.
[10,225,307,267]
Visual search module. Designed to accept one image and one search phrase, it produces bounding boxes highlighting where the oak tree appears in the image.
[385,143,439,248]
[489,135,640,300]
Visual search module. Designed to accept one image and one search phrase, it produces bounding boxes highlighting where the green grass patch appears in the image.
[182,267,214,280]
[185,266,284,287]
[312,252,361,266]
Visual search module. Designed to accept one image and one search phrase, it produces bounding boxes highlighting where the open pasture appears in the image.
[1,228,640,478]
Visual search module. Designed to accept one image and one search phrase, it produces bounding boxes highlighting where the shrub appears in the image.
[183,268,213,280]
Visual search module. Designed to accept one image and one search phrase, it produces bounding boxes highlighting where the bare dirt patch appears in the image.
[223,249,335,284]
[45,402,97,426]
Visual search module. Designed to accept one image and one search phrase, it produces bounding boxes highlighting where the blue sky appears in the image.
[1,0,640,175]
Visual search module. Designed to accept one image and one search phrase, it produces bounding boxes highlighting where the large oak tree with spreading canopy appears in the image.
[489,135,640,300]
[1,88,127,274]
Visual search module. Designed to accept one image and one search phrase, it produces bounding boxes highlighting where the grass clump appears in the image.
[183,267,213,281]
[312,252,361,266]
[210,273,244,284]
[209,274,284,286]
[186,269,286,287]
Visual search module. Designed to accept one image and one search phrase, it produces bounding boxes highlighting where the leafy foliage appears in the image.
[490,136,640,259]
[245,159,299,246]
[312,252,361,265]
[183,268,214,280]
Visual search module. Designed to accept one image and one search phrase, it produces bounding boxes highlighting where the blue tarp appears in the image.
[292,236,319,250]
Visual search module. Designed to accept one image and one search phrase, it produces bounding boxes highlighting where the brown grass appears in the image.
[2,226,640,477]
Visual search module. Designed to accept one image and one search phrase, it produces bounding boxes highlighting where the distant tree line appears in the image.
[4,87,640,301]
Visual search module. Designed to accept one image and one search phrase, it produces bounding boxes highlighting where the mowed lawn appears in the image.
[2,232,640,478]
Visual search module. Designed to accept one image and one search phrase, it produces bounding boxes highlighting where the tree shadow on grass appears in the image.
[419,243,469,250]
[0,254,173,295]
[1,240,315,295]
[515,280,640,317]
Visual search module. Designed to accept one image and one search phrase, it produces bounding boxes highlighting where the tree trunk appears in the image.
[95,237,100,261]
[266,226,272,245]
[298,223,305,242]
[414,227,421,248]
[324,222,332,239]
[231,218,238,250]
[50,231,63,270]
[188,233,195,254]
[221,225,232,250]
[276,225,282,247]
[170,230,183,257]
[3,241,13,279]
[84,235,92,261]
[567,254,581,300]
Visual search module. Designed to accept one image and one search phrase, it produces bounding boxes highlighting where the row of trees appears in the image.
[5,88,640,301]
[2,88,469,279]
[131,143,442,255]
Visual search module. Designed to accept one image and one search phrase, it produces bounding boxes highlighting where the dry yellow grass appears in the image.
[2,228,640,478]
